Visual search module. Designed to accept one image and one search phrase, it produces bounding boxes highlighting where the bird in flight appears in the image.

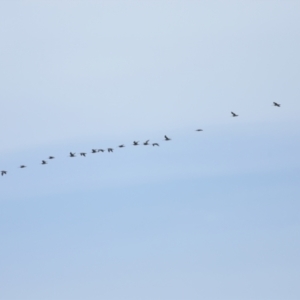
[273,102,281,107]
[20,165,26,168]
[69,152,76,157]
[133,141,139,146]
[41,160,47,165]
[143,140,149,145]
[80,152,86,157]
[91,149,97,153]
[98,149,105,152]
[49,156,55,159]
[196,129,203,132]
[108,148,113,153]
[231,112,238,117]
[164,135,171,141]
[152,143,159,146]
[119,145,125,148]
[1,171,7,176]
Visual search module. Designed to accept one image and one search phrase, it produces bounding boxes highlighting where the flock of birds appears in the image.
[1,102,281,177]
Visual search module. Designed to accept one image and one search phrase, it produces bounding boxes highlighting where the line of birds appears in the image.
[0,102,281,177]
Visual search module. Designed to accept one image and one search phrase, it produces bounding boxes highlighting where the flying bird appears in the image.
[20,165,26,168]
[133,141,139,146]
[119,145,125,148]
[80,152,86,157]
[164,135,171,141]
[143,140,149,145]
[1,171,7,176]
[69,152,76,157]
[49,156,55,159]
[152,143,159,146]
[231,112,238,117]
[41,160,47,165]
[98,149,105,152]
[273,102,281,107]
[196,129,203,132]
[108,148,113,153]
[91,149,97,153]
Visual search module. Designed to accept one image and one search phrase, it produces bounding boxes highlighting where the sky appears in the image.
[0,1,300,299]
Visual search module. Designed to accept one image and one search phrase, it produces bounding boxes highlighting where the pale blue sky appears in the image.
[1,1,300,300]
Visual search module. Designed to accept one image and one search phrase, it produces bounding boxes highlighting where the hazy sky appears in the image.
[1,1,300,300]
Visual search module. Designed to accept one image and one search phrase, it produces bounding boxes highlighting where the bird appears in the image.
[20,165,26,168]
[98,149,105,152]
[119,145,125,148]
[273,102,281,107]
[231,112,238,117]
[143,140,149,145]
[1,171,7,176]
[196,129,203,132]
[164,135,171,141]
[133,141,139,146]
[152,143,159,146]
[49,156,55,159]
[80,152,86,157]
[91,149,97,153]
[108,148,113,153]
[41,160,47,165]
[69,152,76,157]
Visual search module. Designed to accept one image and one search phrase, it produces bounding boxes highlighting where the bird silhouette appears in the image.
[143,140,149,145]
[108,148,113,153]
[152,143,159,146]
[91,149,97,153]
[98,149,105,152]
[20,165,26,168]
[119,145,125,148]
[196,129,203,132]
[69,152,76,157]
[80,153,86,157]
[41,160,47,165]
[231,112,238,117]
[273,102,281,107]
[133,141,139,146]
[49,156,55,159]
[1,171,7,176]
[164,135,171,141]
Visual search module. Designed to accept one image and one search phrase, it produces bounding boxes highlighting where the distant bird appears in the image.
[164,135,171,141]
[273,102,281,107]
[143,140,149,145]
[133,141,139,146]
[98,149,105,152]
[69,152,76,157]
[196,129,203,132]
[119,145,125,148]
[41,160,47,165]
[1,171,7,176]
[91,149,97,153]
[20,165,26,168]
[108,148,113,153]
[152,143,159,146]
[231,112,238,117]
[80,152,86,157]
[49,156,55,159]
